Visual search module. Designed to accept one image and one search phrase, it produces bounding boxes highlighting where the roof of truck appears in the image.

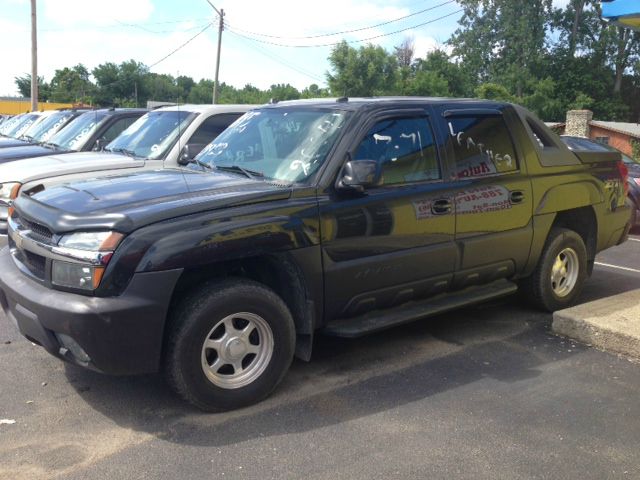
[265,96,509,111]
[155,104,257,114]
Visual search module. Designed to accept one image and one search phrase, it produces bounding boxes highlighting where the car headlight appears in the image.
[0,183,21,219]
[0,182,21,203]
[51,262,103,291]
[52,231,124,291]
[57,231,123,251]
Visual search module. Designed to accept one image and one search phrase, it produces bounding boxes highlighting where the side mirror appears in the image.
[93,138,106,151]
[337,159,379,193]
[178,144,207,166]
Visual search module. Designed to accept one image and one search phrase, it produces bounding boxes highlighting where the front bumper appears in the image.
[0,247,182,375]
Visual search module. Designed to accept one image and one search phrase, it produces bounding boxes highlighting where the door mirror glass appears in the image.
[338,159,379,192]
[93,138,106,152]
[178,144,207,166]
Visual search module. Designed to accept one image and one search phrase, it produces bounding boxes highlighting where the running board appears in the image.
[323,279,518,338]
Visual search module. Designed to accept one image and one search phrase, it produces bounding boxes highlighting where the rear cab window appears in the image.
[443,111,519,179]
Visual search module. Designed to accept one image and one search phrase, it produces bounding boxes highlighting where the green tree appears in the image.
[450,0,553,97]
[14,74,50,101]
[49,64,93,103]
[475,83,515,102]
[327,41,398,96]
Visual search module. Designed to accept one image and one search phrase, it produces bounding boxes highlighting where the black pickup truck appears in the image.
[0,98,631,411]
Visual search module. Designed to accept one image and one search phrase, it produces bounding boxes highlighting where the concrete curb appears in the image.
[553,289,640,359]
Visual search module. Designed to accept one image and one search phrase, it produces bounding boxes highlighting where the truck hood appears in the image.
[16,168,292,234]
[0,137,29,149]
[0,151,144,184]
[0,144,57,163]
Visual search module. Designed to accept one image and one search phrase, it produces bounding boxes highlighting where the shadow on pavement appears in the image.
[63,297,582,448]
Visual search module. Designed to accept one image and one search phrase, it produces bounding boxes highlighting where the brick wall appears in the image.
[589,125,635,157]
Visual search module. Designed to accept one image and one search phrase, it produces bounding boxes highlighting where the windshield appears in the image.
[22,111,77,143]
[196,108,350,183]
[4,113,40,138]
[105,110,197,159]
[49,111,108,151]
[0,115,23,135]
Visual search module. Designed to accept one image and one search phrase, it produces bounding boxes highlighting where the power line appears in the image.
[41,17,212,32]
[149,23,213,69]
[225,0,456,40]
[114,20,212,35]
[226,9,464,48]
[226,30,325,84]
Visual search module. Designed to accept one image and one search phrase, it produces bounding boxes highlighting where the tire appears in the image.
[520,228,588,312]
[627,197,638,228]
[164,278,296,412]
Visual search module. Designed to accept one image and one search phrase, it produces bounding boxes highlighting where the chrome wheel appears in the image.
[200,312,274,389]
[550,247,579,298]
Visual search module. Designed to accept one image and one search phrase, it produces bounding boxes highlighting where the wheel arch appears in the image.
[523,205,598,277]
[165,251,320,362]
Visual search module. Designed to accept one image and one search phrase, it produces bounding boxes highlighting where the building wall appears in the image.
[0,100,73,115]
[588,125,635,157]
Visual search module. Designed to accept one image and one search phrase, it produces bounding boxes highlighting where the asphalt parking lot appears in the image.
[1,235,640,480]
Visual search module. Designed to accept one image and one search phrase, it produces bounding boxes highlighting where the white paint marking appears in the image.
[627,237,640,243]
[594,262,640,274]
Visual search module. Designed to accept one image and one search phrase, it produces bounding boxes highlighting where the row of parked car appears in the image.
[0,98,634,411]
[0,104,252,242]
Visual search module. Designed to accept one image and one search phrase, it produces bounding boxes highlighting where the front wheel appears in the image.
[520,228,588,312]
[164,279,296,411]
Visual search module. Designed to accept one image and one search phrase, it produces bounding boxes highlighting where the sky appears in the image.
[0,0,571,98]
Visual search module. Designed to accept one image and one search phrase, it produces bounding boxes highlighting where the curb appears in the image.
[552,289,640,359]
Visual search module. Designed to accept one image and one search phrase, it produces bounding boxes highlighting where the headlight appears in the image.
[57,231,123,251]
[0,182,21,203]
[52,262,103,291]
[52,231,124,291]
[0,183,21,218]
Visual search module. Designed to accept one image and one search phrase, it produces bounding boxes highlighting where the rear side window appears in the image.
[447,115,518,179]
[354,116,441,186]
[189,113,243,146]
[101,117,139,143]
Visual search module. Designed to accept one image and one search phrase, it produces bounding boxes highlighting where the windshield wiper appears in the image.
[42,141,67,151]
[214,164,264,180]
[109,147,138,158]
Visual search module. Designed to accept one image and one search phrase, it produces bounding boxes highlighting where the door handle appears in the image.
[431,198,452,215]
[510,190,525,204]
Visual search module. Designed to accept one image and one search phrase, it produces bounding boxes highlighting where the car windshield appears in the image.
[3,113,40,138]
[196,108,350,183]
[105,110,197,159]
[22,111,77,143]
[48,111,108,151]
[0,115,23,135]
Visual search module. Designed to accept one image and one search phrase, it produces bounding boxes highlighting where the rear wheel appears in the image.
[520,228,588,312]
[164,278,296,411]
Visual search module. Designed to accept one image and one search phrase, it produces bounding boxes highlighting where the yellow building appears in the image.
[0,99,73,115]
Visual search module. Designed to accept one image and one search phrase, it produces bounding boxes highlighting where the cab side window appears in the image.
[353,116,440,186]
[189,113,243,146]
[100,117,138,143]
[447,115,518,179]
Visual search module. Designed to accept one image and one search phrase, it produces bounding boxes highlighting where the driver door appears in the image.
[320,109,459,320]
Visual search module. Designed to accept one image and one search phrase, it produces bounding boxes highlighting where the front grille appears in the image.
[19,216,53,244]
[13,247,46,280]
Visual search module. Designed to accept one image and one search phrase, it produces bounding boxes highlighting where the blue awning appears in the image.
[602,0,640,30]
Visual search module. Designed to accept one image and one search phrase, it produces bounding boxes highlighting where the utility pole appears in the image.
[30,0,38,111]
[205,0,224,104]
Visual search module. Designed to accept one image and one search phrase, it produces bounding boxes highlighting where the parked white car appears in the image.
[0,104,254,245]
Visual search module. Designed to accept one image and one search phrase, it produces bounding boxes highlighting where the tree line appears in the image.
[15,0,640,122]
